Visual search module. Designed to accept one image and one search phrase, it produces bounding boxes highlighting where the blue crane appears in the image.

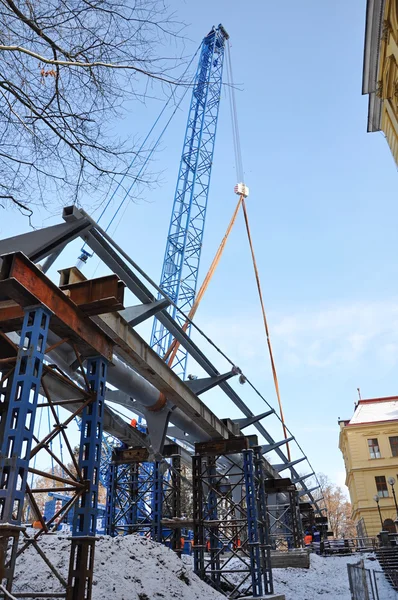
[150,24,229,378]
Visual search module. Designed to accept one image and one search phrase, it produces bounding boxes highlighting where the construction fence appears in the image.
[347,560,383,600]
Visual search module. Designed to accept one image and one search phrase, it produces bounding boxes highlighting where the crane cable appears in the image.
[226,40,291,459]
[78,44,201,266]
[241,198,291,460]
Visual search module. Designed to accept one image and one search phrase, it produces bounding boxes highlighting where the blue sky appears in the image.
[2,0,398,489]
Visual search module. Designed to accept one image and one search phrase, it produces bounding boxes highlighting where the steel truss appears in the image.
[192,438,273,598]
[0,258,112,598]
[105,445,183,553]
[0,207,325,515]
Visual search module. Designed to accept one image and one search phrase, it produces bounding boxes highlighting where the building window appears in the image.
[375,476,389,498]
[389,436,398,457]
[368,438,381,459]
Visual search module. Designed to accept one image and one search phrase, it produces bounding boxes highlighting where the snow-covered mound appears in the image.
[13,534,225,600]
[273,553,397,600]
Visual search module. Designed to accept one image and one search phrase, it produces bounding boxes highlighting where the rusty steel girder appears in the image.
[0,252,114,360]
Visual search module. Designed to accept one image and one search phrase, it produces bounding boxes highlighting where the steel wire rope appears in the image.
[225,41,293,460]
[79,44,201,266]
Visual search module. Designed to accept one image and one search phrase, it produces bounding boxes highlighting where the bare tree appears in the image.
[308,473,356,538]
[0,0,185,217]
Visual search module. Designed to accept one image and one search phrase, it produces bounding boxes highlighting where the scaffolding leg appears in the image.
[192,455,205,578]
[127,465,137,535]
[67,356,107,600]
[151,461,163,542]
[289,489,302,549]
[207,456,220,588]
[0,306,51,591]
[171,455,182,555]
[243,449,263,598]
[254,446,274,595]
[131,463,139,529]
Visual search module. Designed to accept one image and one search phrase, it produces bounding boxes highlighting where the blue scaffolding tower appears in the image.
[150,24,229,378]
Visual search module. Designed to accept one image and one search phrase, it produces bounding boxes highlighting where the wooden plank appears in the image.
[112,443,181,464]
[195,436,250,456]
[263,477,295,493]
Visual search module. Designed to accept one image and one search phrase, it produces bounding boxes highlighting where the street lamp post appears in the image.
[388,477,398,514]
[373,494,384,529]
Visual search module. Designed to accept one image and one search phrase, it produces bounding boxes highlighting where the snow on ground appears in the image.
[272,553,398,600]
[12,535,398,600]
[224,553,398,600]
[13,534,226,600]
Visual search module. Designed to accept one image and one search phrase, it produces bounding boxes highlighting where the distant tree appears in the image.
[312,473,356,539]
[0,0,184,217]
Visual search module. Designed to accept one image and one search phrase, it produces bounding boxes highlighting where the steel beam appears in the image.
[0,217,92,267]
[273,458,306,472]
[93,312,230,440]
[59,274,125,316]
[119,298,170,327]
[234,410,275,429]
[261,437,294,453]
[292,473,315,484]
[0,252,113,361]
[184,371,236,395]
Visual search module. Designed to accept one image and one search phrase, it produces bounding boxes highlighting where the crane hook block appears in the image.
[234,183,249,198]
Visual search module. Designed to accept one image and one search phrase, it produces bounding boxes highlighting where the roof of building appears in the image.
[348,395,398,425]
[362,0,384,131]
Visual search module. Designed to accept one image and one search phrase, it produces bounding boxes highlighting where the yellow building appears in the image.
[363,0,398,165]
[339,396,398,538]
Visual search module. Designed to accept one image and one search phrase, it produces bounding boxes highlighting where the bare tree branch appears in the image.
[0,45,187,85]
[0,0,187,214]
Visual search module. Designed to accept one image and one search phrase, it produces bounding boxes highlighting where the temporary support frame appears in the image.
[0,253,113,599]
[105,445,183,552]
[264,478,303,551]
[0,305,51,593]
[192,437,274,598]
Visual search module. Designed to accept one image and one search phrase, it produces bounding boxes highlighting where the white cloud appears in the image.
[197,300,398,373]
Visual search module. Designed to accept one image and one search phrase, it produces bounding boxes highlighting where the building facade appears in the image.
[339,396,398,538]
[363,0,398,165]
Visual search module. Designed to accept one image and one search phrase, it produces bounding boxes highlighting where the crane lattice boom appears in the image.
[150,24,229,377]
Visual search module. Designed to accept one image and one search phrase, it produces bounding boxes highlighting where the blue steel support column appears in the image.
[151,461,163,542]
[105,461,116,536]
[150,24,229,378]
[254,446,274,595]
[67,356,107,600]
[243,449,263,598]
[0,306,51,592]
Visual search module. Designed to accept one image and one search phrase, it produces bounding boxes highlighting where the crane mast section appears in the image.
[150,25,228,377]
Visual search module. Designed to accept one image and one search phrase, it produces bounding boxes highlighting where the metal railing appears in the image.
[347,561,380,600]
